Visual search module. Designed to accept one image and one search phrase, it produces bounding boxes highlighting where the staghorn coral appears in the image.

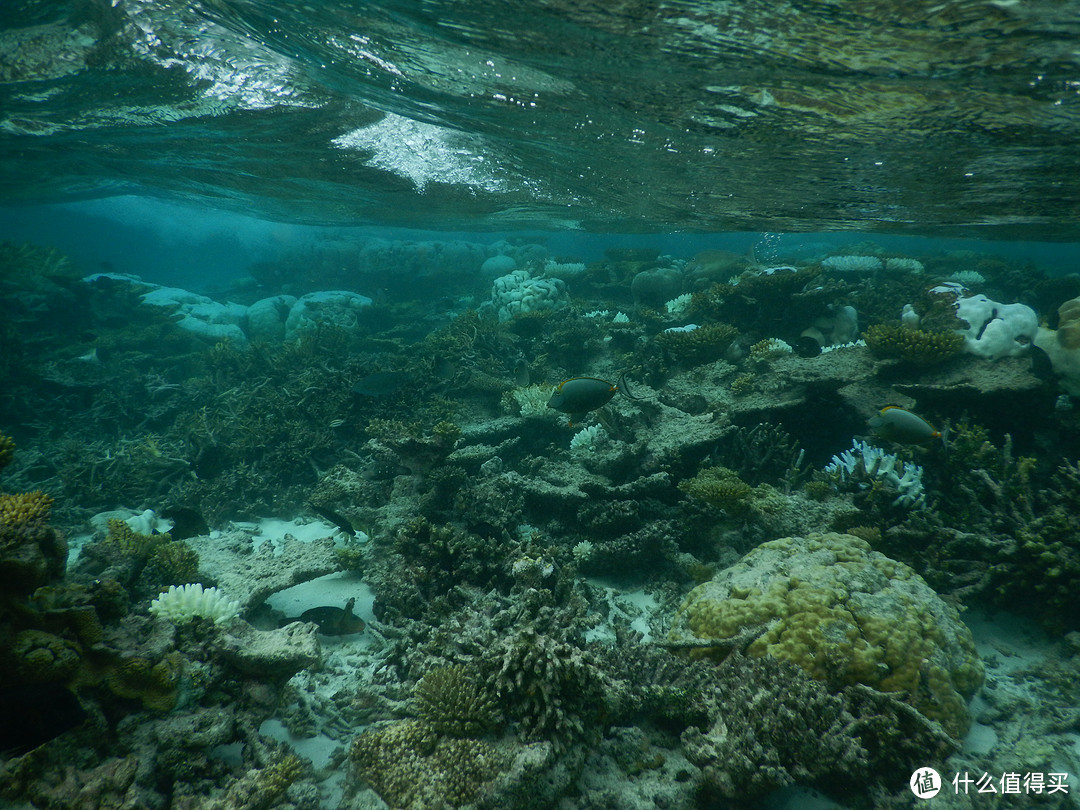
[824,439,926,509]
[710,423,806,488]
[350,719,502,809]
[414,664,498,737]
[865,323,964,366]
[0,490,53,526]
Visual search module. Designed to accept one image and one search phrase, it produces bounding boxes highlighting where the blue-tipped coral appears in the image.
[824,440,926,509]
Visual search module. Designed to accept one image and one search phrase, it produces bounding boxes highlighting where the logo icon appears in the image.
[911,767,942,799]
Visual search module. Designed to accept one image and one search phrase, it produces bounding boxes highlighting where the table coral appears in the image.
[667,532,983,738]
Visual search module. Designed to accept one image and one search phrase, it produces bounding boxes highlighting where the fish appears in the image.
[160,506,209,540]
[309,504,356,537]
[868,406,941,445]
[351,371,409,397]
[287,597,365,635]
[547,372,645,422]
[512,357,531,387]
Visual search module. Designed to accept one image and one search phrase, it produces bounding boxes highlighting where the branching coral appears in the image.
[483,627,602,749]
[865,323,963,366]
[824,440,926,509]
[0,431,14,468]
[149,583,241,625]
[414,664,498,737]
[748,338,793,362]
[0,491,53,526]
[679,466,753,513]
[103,516,170,557]
[350,719,502,809]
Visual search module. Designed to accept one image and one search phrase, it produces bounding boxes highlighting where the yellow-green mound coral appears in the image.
[679,466,754,513]
[865,323,964,366]
[105,652,183,712]
[667,532,983,737]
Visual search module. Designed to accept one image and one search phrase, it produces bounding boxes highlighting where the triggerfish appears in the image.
[547,373,644,422]
[868,406,942,445]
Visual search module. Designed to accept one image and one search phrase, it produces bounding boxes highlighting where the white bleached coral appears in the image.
[665,293,693,315]
[512,384,556,418]
[149,583,242,625]
[932,283,1037,361]
[821,255,883,273]
[491,269,568,322]
[570,424,606,453]
[824,440,925,508]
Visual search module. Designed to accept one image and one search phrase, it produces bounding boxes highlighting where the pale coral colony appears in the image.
[4,236,1080,810]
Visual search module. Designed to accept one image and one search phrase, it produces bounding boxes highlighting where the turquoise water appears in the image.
[3,3,1080,810]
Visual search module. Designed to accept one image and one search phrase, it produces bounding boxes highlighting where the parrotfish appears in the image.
[868,406,941,445]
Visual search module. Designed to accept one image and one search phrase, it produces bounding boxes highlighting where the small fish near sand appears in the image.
[286,597,365,636]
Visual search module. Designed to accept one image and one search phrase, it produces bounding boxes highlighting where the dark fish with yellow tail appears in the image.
[868,406,941,445]
[547,372,644,422]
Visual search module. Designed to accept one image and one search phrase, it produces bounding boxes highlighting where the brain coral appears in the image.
[667,532,983,737]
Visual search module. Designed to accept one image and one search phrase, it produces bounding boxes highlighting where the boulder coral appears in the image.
[1034,294,1080,396]
[667,532,983,737]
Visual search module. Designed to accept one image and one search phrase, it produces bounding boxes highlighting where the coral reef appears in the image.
[678,466,754,513]
[414,664,498,737]
[149,583,242,625]
[654,322,738,365]
[350,719,503,809]
[864,323,964,366]
[667,532,984,737]
[483,625,603,749]
[824,439,926,509]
